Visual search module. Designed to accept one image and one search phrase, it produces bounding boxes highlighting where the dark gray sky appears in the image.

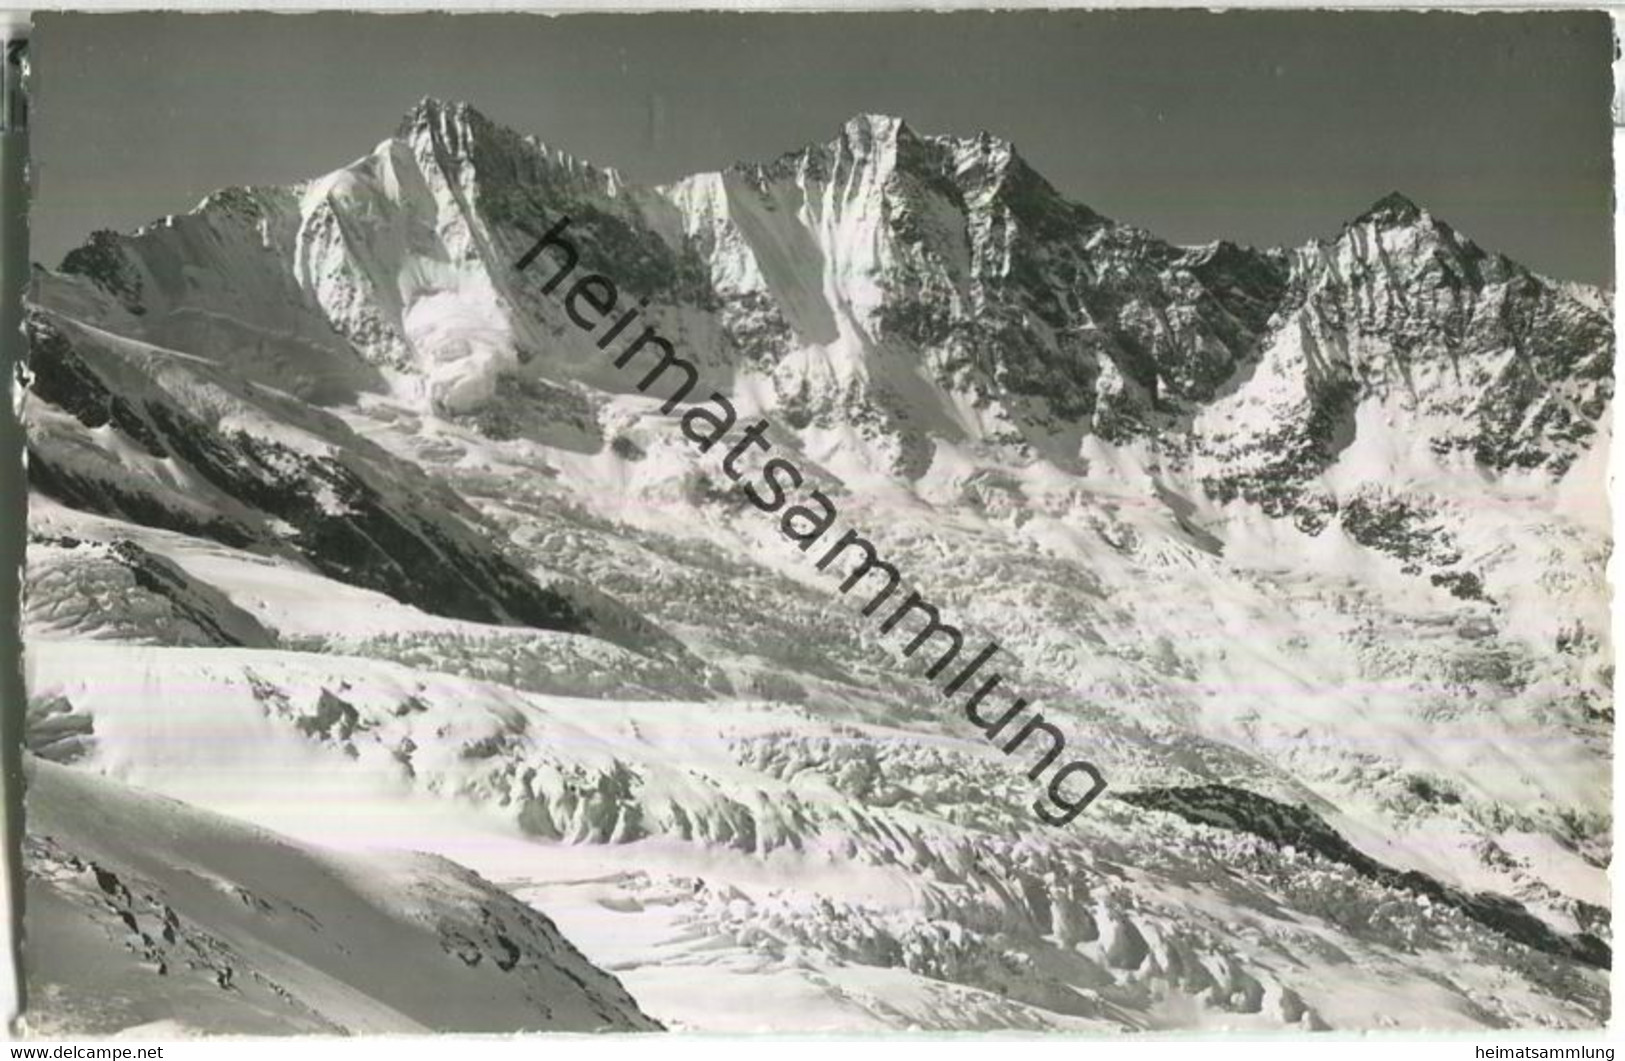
[32,10,1615,284]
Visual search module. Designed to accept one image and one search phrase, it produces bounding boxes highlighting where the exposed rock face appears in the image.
[42,100,1608,481]
[25,534,278,647]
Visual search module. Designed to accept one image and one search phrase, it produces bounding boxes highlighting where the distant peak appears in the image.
[1355,191,1428,227]
[402,96,449,123]
[838,113,915,151]
[844,112,908,134]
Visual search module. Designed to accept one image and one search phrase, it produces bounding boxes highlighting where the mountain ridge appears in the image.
[50,99,1608,462]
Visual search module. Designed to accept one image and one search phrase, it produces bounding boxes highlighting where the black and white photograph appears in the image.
[7,8,1615,1037]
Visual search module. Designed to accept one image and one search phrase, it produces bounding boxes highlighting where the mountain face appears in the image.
[22,98,1612,1033]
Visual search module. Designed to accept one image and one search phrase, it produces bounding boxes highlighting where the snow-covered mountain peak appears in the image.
[1354,190,1429,227]
[1325,190,1508,288]
[35,100,1610,465]
[399,94,470,127]
[393,96,624,195]
[395,95,491,148]
[395,95,495,175]
[721,112,1043,211]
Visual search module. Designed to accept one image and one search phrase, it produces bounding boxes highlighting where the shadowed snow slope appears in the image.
[21,757,661,1036]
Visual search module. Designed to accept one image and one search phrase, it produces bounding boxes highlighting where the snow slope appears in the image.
[20,757,660,1036]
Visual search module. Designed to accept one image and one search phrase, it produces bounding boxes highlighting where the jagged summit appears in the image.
[725,109,1034,190]
[388,104,1465,269]
[1353,190,1429,227]
[396,95,488,137]
[394,95,626,200]
[19,87,1615,1037]
[43,98,1608,464]
[840,112,912,143]
[393,96,499,173]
